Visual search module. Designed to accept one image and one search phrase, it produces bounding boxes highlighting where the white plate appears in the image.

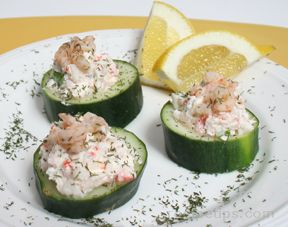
[0,29,288,227]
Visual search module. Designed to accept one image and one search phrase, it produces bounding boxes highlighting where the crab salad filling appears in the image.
[172,72,255,140]
[46,36,119,100]
[39,112,138,197]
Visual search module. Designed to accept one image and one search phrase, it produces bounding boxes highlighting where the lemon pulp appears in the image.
[176,45,248,91]
[136,1,194,88]
[153,31,274,92]
[141,16,180,81]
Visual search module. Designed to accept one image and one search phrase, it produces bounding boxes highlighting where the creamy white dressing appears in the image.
[172,73,255,140]
[40,127,137,198]
[47,52,119,99]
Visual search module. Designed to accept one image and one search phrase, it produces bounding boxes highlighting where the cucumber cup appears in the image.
[161,102,259,173]
[33,127,147,218]
[41,60,143,127]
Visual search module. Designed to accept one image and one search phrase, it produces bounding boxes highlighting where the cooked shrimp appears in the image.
[44,112,108,154]
[201,72,239,114]
[179,72,241,117]
[54,36,96,73]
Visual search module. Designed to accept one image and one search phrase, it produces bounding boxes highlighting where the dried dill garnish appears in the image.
[0,86,9,101]
[3,201,14,210]
[29,72,42,98]
[155,191,207,225]
[121,49,138,63]
[0,110,38,160]
[5,79,27,90]
[0,184,5,191]
[82,217,113,227]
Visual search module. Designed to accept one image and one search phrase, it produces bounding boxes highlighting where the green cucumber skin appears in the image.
[41,60,143,127]
[161,102,259,173]
[34,154,142,218]
[33,128,147,219]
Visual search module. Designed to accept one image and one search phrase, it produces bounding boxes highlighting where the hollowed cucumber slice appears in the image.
[161,101,259,173]
[33,127,147,218]
[41,60,143,127]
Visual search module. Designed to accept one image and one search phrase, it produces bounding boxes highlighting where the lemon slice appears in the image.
[136,1,195,89]
[153,31,275,91]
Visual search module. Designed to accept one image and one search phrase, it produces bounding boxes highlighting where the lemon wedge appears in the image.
[136,1,195,89]
[153,31,275,91]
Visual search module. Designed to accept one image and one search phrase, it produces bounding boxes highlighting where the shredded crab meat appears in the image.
[44,112,108,154]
